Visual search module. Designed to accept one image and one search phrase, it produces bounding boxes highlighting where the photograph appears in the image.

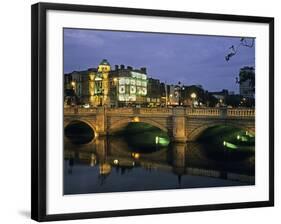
[63,28,256,195]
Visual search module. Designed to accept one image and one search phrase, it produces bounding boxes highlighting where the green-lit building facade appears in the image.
[64,59,152,107]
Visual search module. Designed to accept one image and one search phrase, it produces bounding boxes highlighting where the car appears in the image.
[83,103,90,108]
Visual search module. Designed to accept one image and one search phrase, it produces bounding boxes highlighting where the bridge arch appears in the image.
[187,120,255,141]
[64,119,98,138]
[108,117,168,134]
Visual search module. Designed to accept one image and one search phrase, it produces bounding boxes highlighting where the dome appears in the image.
[99,59,110,66]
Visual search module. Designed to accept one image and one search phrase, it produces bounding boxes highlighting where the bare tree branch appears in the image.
[225,38,255,61]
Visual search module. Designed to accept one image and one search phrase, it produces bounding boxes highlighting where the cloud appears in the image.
[64,29,105,48]
[64,29,255,93]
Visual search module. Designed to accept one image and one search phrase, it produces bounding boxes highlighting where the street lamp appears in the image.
[180,86,185,106]
[191,92,197,107]
[71,81,76,93]
[177,82,184,106]
[71,81,76,88]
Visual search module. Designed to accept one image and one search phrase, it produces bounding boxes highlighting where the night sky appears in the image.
[64,28,255,93]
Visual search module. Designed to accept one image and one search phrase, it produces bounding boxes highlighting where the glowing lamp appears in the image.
[132,117,140,122]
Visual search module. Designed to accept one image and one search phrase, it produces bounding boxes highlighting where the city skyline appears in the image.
[64,28,255,93]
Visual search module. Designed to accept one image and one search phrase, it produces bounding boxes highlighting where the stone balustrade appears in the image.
[78,108,97,114]
[139,108,173,115]
[186,108,220,116]
[64,107,75,114]
[64,107,255,118]
[227,108,255,117]
[106,108,134,114]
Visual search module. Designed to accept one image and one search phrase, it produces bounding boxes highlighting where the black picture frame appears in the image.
[31,2,274,222]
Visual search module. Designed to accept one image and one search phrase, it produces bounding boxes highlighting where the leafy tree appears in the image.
[205,93,219,107]
[236,67,255,91]
[225,95,241,107]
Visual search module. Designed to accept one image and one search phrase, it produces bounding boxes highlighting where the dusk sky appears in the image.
[64,28,255,93]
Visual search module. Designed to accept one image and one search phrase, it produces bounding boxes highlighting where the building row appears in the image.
[64,59,167,107]
[64,59,255,108]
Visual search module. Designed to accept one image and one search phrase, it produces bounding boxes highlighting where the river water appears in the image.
[64,134,255,195]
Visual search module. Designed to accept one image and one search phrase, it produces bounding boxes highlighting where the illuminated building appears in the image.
[64,59,167,107]
[64,68,97,106]
[109,64,148,107]
[88,59,111,106]
[168,85,179,106]
[64,74,75,106]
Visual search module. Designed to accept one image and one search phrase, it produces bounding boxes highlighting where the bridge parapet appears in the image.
[106,108,134,115]
[64,107,76,114]
[64,107,255,118]
[64,107,98,115]
[227,108,255,117]
[140,108,173,115]
[78,108,98,114]
[186,108,255,118]
[186,108,220,116]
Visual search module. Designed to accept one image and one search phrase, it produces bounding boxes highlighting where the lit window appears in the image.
[118,95,125,101]
[142,88,147,95]
[130,79,136,85]
[142,81,147,86]
[119,78,125,85]
[119,85,125,94]
[125,78,130,85]
[130,86,136,94]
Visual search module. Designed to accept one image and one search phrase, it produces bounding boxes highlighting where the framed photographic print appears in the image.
[31,2,274,222]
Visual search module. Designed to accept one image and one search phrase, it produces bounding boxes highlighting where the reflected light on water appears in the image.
[223,141,238,149]
[64,125,255,195]
[131,152,140,159]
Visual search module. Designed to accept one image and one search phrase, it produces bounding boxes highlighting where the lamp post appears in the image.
[169,94,173,106]
[71,81,76,92]
[113,77,118,107]
[177,81,182,106]
[181,86,185,106]
[191,92,197,108]
[164,81,168,108]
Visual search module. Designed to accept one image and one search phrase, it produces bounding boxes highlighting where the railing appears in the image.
[186,108,220,116]
[64,107,255,118]
[227,108,255,117]
[186,108,254,118]
[64,107,97,115]
[64,107,75,114]
[106,108,134,114]
[78,108,98,114]
[139,108,172,115]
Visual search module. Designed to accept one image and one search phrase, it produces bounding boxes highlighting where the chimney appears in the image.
[120,64,125,69]
[127,66,133,70]
[140,67,147,73]
[115,65,119,70]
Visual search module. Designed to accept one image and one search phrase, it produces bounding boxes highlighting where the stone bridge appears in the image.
[64,107,255,142]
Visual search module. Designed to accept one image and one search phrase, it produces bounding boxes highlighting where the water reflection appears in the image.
[64,135,255,195]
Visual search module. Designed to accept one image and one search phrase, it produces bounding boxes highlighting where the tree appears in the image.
[225,38,255,96]
[237,67,255,91]
[224,95,241,107]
